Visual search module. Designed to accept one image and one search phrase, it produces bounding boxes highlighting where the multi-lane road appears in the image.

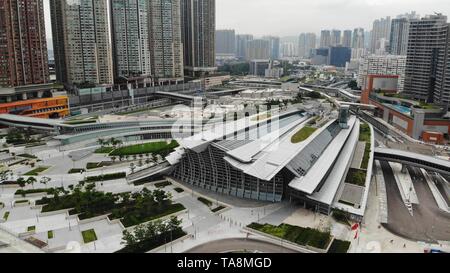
[379,161,450,243]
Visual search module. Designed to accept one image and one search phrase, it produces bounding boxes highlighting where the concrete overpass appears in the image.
[154,91,204,104]
[374,148,450,175]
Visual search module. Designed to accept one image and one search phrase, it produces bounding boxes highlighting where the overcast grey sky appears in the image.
[44,0,450,39]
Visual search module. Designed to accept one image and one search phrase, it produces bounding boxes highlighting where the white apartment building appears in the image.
[358,55,407,92]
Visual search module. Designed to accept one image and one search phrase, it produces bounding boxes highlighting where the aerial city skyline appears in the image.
[0,0,449,257]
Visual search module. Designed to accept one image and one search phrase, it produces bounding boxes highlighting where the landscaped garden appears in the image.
[291,126,317,143]
[109,189,185,227]
[248,223,332,250]
[36,186,185,227]
[117,217,186,253]
[109,140,179,157]
[174,188,184,193]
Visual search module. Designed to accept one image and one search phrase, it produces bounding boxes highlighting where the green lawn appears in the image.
[24,166,50,176]
[48,230,54,239]
[110,140,179,156]
[291,126,317,143]
[27,226,36,232]
[81,229,98,244]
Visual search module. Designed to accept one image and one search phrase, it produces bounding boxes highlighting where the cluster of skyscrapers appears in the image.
[0,0,217,89]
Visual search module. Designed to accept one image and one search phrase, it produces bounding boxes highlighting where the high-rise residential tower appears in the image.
[320,30,331,48]
[110,0,152,80]
[262,36,280,60]
[236,34,253,60]
[148,0,184,81]
[352,28,365,49]
[389,12,420,56]
[216,29,236,56]
[298,33,316,58]
[181,0,216,77]
[370,16,391,54]
[50,0,113,86]
[0,0,49,87]
[404,14,450,103]
[246,39,270,60]
[358,55,407,92]
[389,18,410,56]
[331,30,342,46]
[342,30,352,48]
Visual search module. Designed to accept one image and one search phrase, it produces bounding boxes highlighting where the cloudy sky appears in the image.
[44,0,450,39]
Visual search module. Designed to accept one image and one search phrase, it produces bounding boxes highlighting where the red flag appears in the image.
[351,223,359,231]
[354,231,358,240]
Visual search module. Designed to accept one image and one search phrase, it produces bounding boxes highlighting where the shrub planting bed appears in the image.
[345,168,367,187]
[197,197,213,207]
[3,211,9,221]
[331,210,351,226]
[15,188,63,197]
[328,239,351,253]
[68,168,85,174]
[24,166,50,176]
[174,188,184,193]
[117,228,186,253]
[248,223,332,250]
[109,190,185,227]
[18,154,37,159]
[211,206,226,213]
[154,181,172,188]
[85,172,126,182]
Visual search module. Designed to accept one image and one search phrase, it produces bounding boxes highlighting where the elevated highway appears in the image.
[374,148,450,176]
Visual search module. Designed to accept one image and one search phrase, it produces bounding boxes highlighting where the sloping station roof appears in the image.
[177,108,358,197]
